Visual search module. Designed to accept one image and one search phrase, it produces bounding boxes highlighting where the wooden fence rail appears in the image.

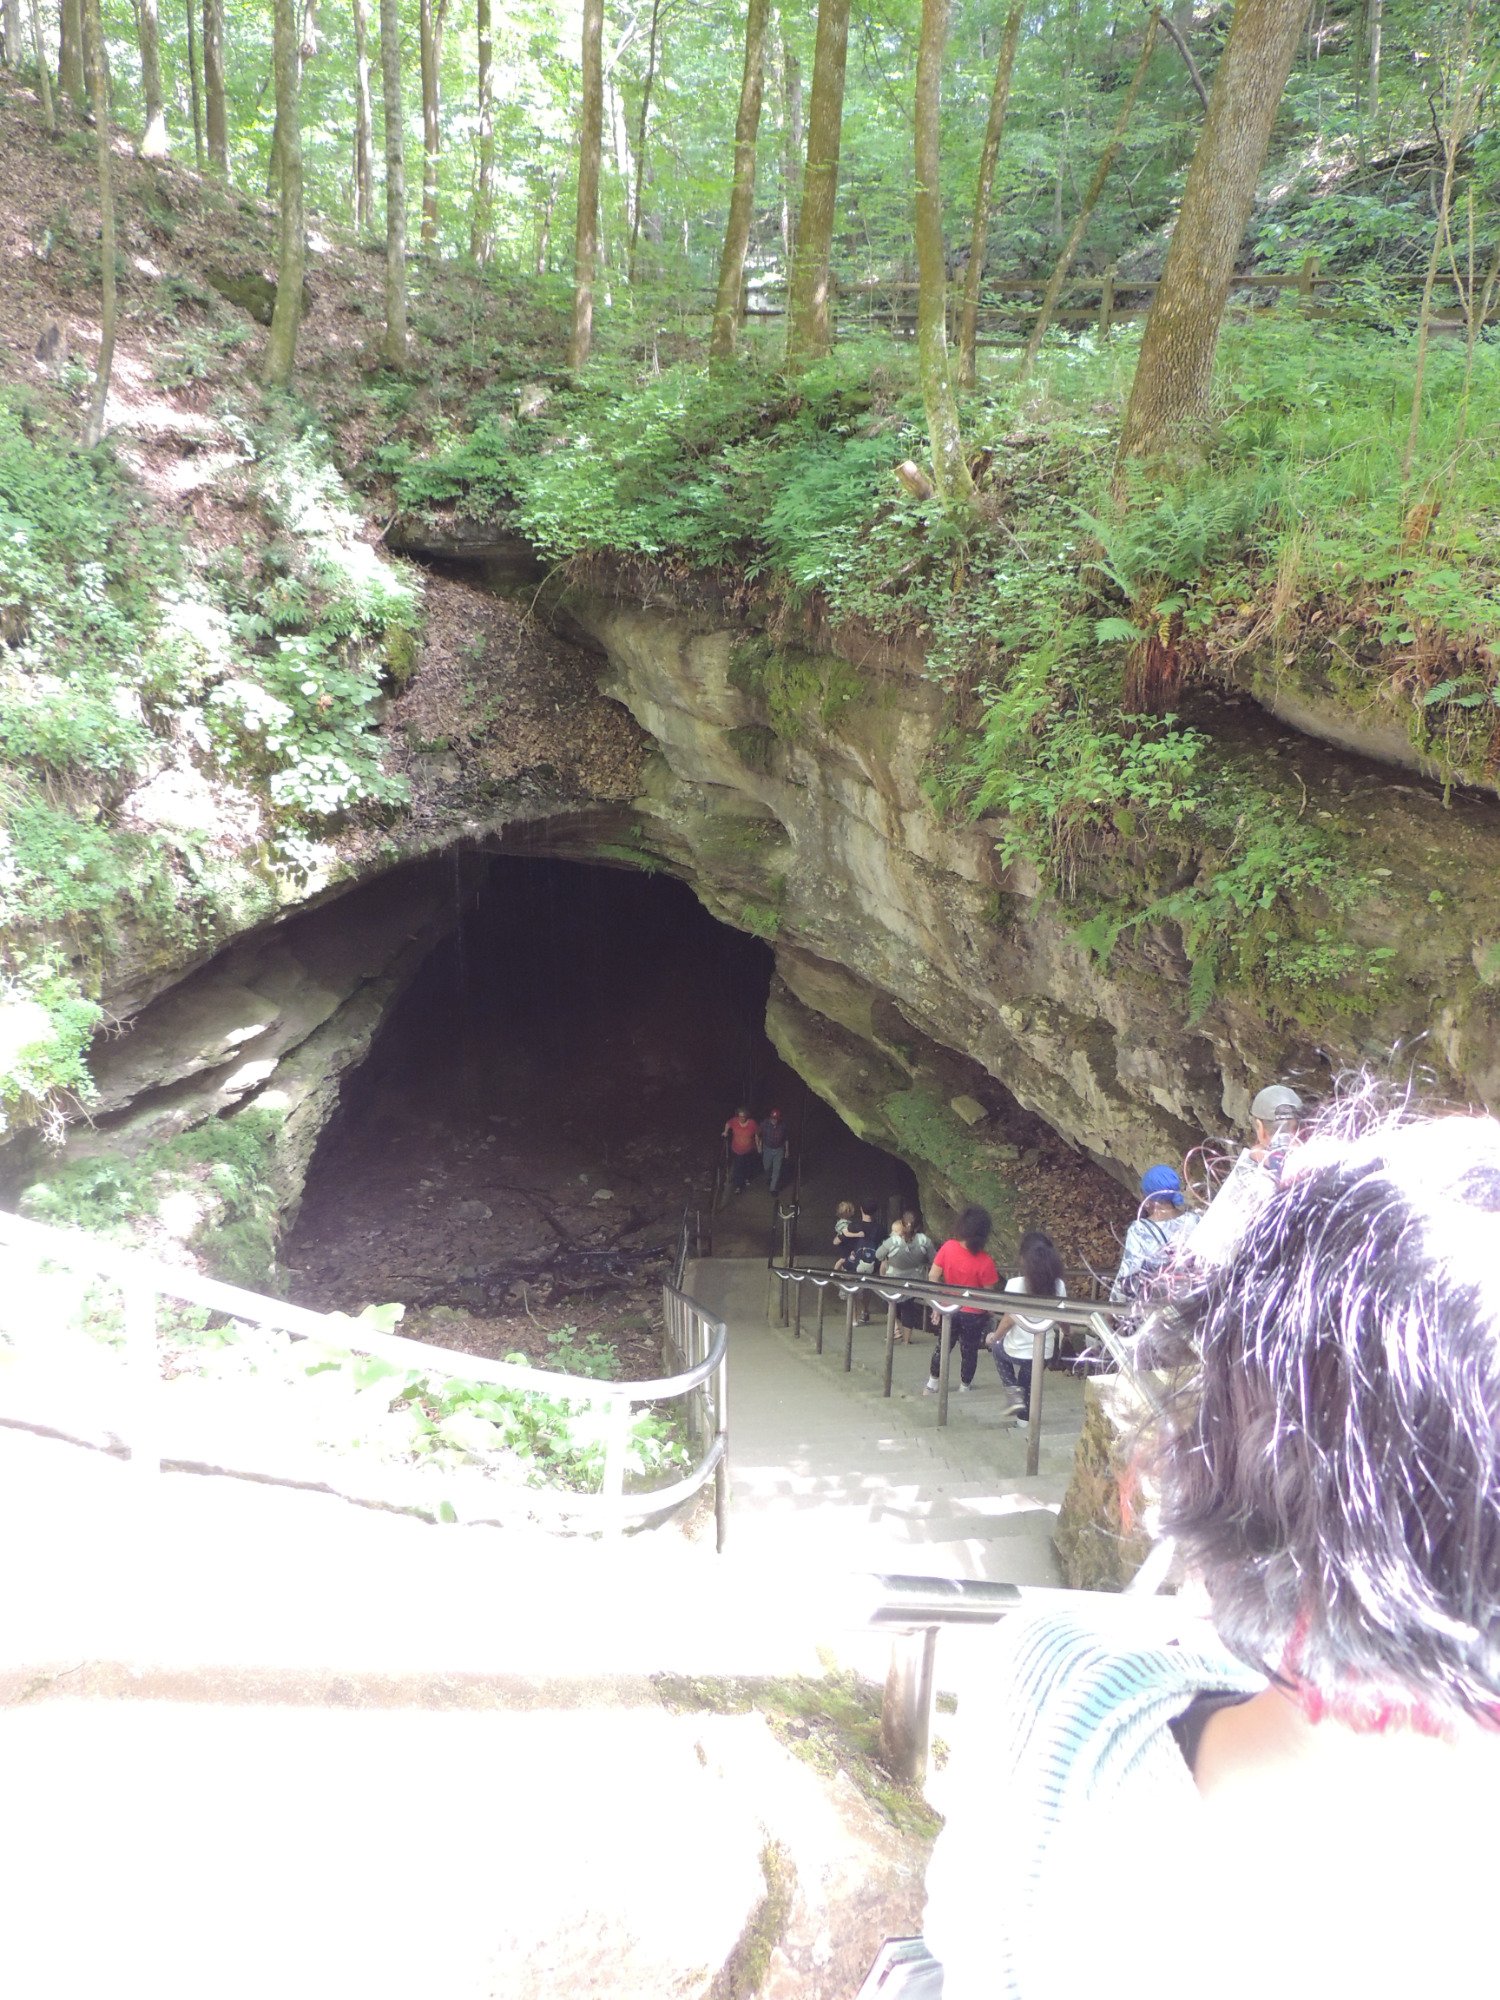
[729,255,1496,340]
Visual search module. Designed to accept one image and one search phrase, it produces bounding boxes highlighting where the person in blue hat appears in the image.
[1110,1163,1199,1302]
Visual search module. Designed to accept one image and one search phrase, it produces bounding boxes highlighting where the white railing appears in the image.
[0,1207,730,1551]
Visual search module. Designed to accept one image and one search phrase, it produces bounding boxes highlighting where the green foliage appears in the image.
[0,391,420,1134]
[21,1107,284,1283]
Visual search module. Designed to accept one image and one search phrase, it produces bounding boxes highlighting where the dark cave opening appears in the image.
[284,855,914,1343]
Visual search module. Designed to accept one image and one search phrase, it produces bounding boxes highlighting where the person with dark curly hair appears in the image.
[922,1098,1500,2000]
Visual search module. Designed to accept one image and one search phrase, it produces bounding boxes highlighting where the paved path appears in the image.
[690,1258,1082,1587]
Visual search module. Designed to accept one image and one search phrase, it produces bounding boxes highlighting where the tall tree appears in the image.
[136,0,168,155]
[1117,0,1314,468]
[264,0,306,386]
[626,0,665,281]
[3,0,22,69]
[81,0,116,447]
[378,0,407,362]
[779,15,802,264]
[27,0,57,129]
[710,0,770,363]
[567,0,605,368]
[956,0,1023,392]
[417,0,447,246]
[351,0,375,231]
[183,0,204,165]
[1365,0,1383,113]
[202,0,228,174]
[913,0,972,500]
[470,0,496,260]
[1019,10,1160,379]
[785,0,849,367]
[58,0,85,103]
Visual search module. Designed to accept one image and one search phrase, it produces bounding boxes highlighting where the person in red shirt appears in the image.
[923,1205,1001,1395]
[722,1105,761,1194]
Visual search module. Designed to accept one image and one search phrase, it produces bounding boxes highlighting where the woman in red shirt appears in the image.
[923,1205,1001,1395]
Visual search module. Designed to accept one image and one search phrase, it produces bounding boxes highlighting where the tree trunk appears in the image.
[956,1,1022,391]
[58,0,84,102]
[264,0,306,387]
[710,0,770,362]
[378,0,407,362]
[1019,10,1159,379]
[1403,0,1477,484]
[81,0,116,446]
[202,0,228,174]
[535,169,558,274]
[418,0,446,246]
[28,0,57,130]
[136,0,167,153]
[626,0,664,282]
[785,0,849,368]
[183,0,204,164]
[470,0,495,260]
[1116,0,1314,469]
[779,14,802,265]
[913,0,972,500]
[351,0,374,231]
[3,0,22,70]
[567,0,605,368]
[1366,0,1383,113]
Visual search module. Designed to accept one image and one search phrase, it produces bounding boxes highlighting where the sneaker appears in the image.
[922,1380,939,1395]
[957,1383,971,1394]
[1008,1403,1028,1421]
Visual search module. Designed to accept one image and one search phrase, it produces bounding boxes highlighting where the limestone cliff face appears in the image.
[556,580,1500,1209]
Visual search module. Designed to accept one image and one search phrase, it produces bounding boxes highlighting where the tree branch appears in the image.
[1155,2,1209,109]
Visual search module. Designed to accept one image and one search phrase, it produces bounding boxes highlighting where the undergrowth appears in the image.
[21,1106,284,1283]
[0,392,421,1138]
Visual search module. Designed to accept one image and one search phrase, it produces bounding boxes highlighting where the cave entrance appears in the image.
[284,855,913,1358]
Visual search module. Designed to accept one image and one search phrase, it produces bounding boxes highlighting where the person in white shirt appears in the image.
[985,1229,1066,1419]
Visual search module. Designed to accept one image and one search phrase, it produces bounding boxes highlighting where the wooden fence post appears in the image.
[1098,263,1116,338]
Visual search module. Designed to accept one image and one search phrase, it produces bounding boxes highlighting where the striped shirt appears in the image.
[923,1608,1263,1999]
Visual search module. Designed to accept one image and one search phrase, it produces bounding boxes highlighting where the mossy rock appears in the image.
[383,623,421,689]
[206,265,313,327]
[725,724,776,773]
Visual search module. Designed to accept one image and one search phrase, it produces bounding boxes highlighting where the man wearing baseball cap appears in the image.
[1110,1163,1199,1302]
[1191,1081,1306,1267]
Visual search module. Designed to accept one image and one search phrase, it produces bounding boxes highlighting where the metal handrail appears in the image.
[773,1263,1136,1474]
[866,1566,1174,1783]
[0,1207,731,1551]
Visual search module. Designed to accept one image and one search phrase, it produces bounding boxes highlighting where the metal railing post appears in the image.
[816,1283,827,1354]
[883,1298,898,1397]
[124,1273,159,1481]
[1025,1325,1046,1477]
[937,1312,953,1427]
[714,1340,730,1553]
[793,1274,805,1341]
[778,1206,794,1326]
[879,1626,938,1787]
[843,1288,856,1372]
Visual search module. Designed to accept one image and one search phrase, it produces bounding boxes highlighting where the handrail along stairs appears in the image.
[0,1206,731,1552]
[773,1260,1139,1475]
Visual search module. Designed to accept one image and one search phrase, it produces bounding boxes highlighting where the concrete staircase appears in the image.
[690,1259,1079,1586]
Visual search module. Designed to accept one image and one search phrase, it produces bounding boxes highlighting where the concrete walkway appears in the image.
[691,1258,1081,1587]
